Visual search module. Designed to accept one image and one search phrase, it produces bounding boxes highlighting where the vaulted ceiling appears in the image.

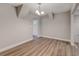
[25,3,73,14]
[10,3,73,18]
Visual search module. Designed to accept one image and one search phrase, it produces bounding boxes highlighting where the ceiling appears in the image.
[11,3,73,13]
[10,3,73,17]
[25,3,73,14]
[9,3,22,7]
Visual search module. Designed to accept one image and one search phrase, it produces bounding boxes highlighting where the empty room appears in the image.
[0,3,79,56]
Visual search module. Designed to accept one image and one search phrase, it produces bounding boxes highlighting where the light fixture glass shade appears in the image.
[35,10,40,15]
[41,11,44,14]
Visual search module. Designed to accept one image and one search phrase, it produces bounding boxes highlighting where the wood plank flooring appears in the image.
[0,37,79,56]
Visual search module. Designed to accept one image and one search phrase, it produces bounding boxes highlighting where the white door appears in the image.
[33,19,39,37]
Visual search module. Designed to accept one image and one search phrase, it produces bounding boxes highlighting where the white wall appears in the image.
[0,4,33,51]
[41,12,70,40]
[73,15,79,42]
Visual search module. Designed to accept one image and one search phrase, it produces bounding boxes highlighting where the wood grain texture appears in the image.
[0,37,79,56]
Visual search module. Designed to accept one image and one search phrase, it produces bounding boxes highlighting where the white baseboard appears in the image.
[41,36,71,43]
[0,39,33,52]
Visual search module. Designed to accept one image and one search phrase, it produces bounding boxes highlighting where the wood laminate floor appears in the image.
[0,37,79,56]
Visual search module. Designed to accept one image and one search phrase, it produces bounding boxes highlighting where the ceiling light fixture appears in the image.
[35,3,45,16]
